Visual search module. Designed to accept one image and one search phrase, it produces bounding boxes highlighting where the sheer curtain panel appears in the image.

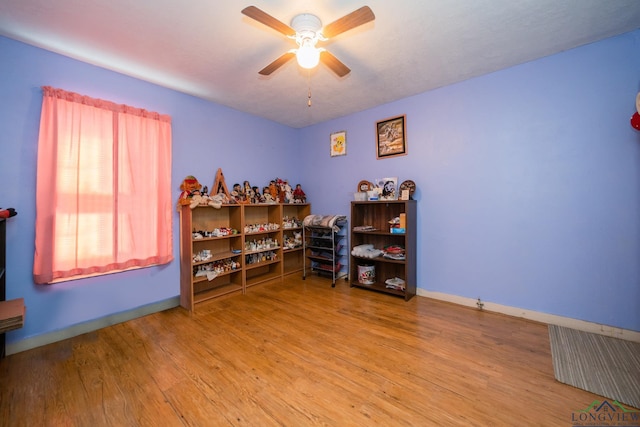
[33,87,173,284]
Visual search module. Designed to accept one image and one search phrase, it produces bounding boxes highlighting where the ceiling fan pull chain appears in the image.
[307,71,312,107]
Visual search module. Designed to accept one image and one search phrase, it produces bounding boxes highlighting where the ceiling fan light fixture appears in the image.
[290,13,323,70]
[296,39,320,69]
[242,6,374,77]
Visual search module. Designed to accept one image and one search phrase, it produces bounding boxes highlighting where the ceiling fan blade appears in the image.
[241,6,296,37]
[322,6,375,39]
[320,50,351,77]
[259,52,296,76]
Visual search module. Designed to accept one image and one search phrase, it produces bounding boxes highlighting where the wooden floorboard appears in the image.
[0,275,604,426]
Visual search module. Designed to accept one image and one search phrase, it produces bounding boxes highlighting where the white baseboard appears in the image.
[6,297,180,356]
[417,289,640,343]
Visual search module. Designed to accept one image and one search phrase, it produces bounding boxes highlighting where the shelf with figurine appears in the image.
[178,175,245,311]
[244,222,280,235]
[192,228,240,240]
[178,171,312,310]
[230,177,307,205]
[354,177,416,202]
[244,237,280,254]
[282,230,303,251]
[180,168,308,208]
[245,251,279,269]
[350,199,416,301]
[193,258,242,283]
[281,203,311,276]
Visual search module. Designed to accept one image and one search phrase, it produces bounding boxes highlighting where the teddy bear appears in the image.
[177,175,200,211]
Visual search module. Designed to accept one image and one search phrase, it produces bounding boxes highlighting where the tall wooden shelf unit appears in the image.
[243,203,283,289]
[179,204,244,311]
[350,200,417,301]
[180,203,310,311]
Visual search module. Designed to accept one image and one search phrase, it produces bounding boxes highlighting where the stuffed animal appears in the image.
[177,175,201,211]
[212,190,230,205]
[189,189,221,209]
[177,175,221,210]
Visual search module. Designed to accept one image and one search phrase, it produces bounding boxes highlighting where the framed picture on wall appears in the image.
[376,115,407,159]
[330,130,347,157]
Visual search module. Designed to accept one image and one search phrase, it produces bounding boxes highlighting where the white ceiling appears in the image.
[1,0,640,128]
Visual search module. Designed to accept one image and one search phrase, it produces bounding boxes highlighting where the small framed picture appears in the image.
[376,177,398,200]
[376,115,407,159]
[330,130,347,157]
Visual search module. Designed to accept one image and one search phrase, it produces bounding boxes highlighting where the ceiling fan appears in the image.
[241,5,375,77]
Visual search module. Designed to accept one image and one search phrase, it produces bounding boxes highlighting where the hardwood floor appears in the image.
[1,275,603,426]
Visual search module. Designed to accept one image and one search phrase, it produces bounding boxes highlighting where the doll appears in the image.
[263,186,275,203]
[231,183,244,203]
[252,186,262,203]
[283,181,293,204]
[269,180,279,202]
[189,185,221,209]
[244,181,255,203]
[293,184,306,203]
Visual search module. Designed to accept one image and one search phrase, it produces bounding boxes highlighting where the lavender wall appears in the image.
[300,30,640,332]
[0,36,300,346]
[2,28,639,352]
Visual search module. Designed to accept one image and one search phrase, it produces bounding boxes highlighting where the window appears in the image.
[33,87,173,284]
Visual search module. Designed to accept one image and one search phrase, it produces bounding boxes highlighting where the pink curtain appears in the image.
[34,87,173,284]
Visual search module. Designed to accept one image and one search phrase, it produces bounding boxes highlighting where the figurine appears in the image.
[293,184,306,203]
[231,183,248,204]
[189,188,222,209]
[214,190,231,205]
[244,181,255,203]
[176,176,222,210]
[276,178,289,203]
[263,186,276,204]
[269,180,279,202]
[283,181,293,204]
[252,186,262,203]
